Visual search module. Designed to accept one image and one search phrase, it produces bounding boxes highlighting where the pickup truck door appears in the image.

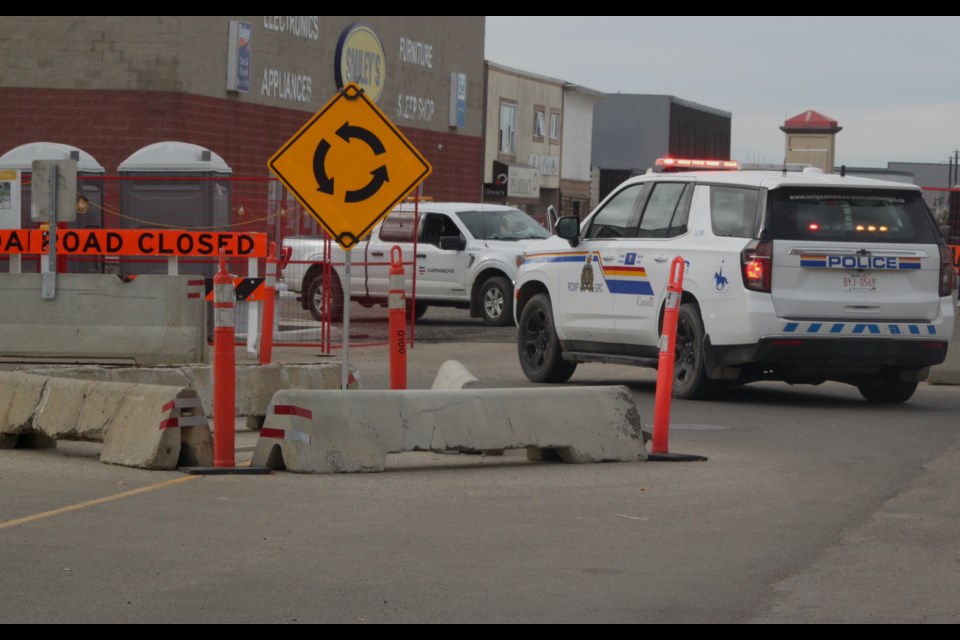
[365,211,416,298]
[413,212,469,300]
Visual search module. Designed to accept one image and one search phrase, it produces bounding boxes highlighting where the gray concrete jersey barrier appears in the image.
[0,371,212,469]
[251,385,647,473]
[0,273,208,365]
[12,362,358,430]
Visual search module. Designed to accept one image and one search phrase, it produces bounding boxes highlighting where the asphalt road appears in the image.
[1,309,959,623]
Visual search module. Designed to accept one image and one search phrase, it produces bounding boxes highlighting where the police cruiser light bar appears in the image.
[655,157,741,172]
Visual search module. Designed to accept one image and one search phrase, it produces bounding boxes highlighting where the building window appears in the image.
[549,110,561,143]
[534,107,546,141]
[500,102,517,154]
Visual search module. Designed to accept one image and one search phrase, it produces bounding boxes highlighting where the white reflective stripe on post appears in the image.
[658,334,670,353]
[388,273,405,310]
[214,282,235,328]
[664,291,681,309]
[265,261,277,288]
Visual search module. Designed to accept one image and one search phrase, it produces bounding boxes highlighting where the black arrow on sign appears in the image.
[336,122,385,155]
[313,139,335,195]
[345,166,389,203]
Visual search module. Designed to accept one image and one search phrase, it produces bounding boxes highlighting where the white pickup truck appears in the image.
[281,202,552,326]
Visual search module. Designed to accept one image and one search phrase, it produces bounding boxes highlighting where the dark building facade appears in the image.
[591,94,731,200]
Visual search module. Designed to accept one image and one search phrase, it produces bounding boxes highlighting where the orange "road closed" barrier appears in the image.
[0,229,267,258]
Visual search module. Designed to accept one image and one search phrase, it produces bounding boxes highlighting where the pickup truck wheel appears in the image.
[480,276,514,327]
[518,293,577,383]
[306,272,343,322]
[857,374,918,404]
[406,301,428,319]
[672,303,713,400]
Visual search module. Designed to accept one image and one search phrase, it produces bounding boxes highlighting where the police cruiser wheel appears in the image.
[857,374,919,404]
[480,276,514,327]
[672,303,713,400]
[518,293,577,383]
[306,271,343,323]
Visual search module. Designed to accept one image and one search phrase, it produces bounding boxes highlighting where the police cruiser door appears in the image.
[611,181,694,346]
[553,183,656,343]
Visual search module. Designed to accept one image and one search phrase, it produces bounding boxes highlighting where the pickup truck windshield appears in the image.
[456,209,551,241]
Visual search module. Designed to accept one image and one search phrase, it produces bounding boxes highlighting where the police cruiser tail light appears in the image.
[940,244,956,296]
[741,239,772,293]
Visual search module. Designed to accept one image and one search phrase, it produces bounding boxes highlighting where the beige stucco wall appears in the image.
[483,63,563,188]
[785,132,837,174]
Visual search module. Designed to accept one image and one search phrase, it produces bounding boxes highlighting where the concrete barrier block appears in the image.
[0,369,212,469]
[100,387,212,470]
[0,371,47,433]
[34,377,102,440]
[431,360,480,390]
[252,386,646,474]
[0,273,207,365]
[14,362,355,429]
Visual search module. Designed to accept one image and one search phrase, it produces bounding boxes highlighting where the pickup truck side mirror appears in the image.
[439,234,467,251]
[556,216,581,247]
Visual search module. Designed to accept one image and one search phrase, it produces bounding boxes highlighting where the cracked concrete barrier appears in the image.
[17,362,357,430]
[251,385,647,473]
[0,371,212,469]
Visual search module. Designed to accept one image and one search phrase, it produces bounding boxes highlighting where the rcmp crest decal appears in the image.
[580,255,595,291]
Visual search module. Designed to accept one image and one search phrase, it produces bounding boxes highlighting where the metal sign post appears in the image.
[342,252,352,390]
[41,163,58,299]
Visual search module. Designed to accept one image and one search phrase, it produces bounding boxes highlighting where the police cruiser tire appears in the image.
[857,373,918,404]
[672,303,713,400]
[306,271,343,323]
[481,276,514,327]
[518,293,577,383]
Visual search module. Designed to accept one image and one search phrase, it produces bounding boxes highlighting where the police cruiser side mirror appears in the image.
[556,216,580,247]
[439,235,466,251]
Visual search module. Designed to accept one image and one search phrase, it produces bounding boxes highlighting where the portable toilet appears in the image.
[0,142,106,273]
[117,141,232,278]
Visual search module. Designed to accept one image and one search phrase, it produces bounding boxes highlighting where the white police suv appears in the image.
[514,163,956,403]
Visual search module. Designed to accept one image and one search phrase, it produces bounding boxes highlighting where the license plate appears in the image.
[842,272,877,291]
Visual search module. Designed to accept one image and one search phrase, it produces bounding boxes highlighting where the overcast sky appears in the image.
[484,16,960,169]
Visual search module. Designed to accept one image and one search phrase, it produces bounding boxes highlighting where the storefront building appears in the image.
[0,17,485,213]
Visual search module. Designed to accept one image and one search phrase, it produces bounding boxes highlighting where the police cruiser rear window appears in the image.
[767,188,939,244]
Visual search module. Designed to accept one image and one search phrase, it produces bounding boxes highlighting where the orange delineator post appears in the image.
[388,245,407,390]
[649,256,707,463]
[213,251,236,468]
[259,242,277,365]
[652,256,685,455]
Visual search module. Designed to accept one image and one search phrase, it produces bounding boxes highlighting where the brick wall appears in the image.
[0,87,481,201]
